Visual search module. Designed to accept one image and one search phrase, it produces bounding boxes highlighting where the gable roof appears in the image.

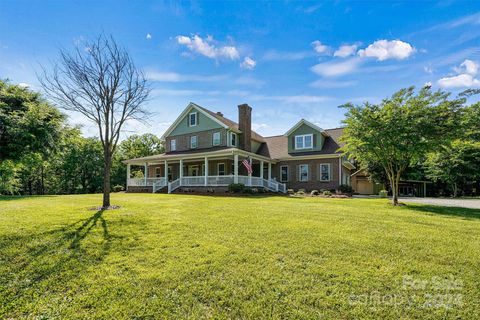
[284,119,329,137]
[161,102,229,139]
[162,102,265,142]
[257,127,344,159]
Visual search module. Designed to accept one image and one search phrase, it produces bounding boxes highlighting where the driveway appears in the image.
[399,197,480,210]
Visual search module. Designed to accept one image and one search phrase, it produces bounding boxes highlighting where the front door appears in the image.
[188,165,199,176]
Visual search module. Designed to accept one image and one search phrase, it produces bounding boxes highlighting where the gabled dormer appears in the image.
[285,119,329,153]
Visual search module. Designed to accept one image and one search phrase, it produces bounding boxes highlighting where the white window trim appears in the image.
[217,163,226,176]
[280,165,289,182]
[299,164,309,182]
[212,131,221,146]
[229,132,237,147]
[319,163,331,181]
[295,134,313,150]
[170,139,176,151]
[189,112,198,127]
[190,135,198,149]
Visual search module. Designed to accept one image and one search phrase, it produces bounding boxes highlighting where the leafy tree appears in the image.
[40,35,150,208]
[0,80,64,161]
[425,140,480,197]
[341,87,462,205]
[0,160,20,195]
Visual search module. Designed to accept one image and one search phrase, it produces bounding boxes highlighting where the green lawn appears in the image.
[1,194,479,319]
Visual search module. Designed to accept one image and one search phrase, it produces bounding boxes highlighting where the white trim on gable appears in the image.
[161,102,229,139]
[284,119,329,137]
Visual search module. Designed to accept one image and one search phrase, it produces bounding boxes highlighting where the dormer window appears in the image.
[295,134,313,150]
[170,139,176,151]
[189,112,198,126]
[229,132,237,147]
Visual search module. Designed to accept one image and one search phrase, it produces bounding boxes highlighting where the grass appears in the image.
[1,194,479,319]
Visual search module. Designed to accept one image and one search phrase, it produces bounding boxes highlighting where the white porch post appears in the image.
[234,154,239,183]
[126,163,131,187]
[260,160,264,179]
[179,159,183,183]
[164,160,168,182]
[204,157,209,186]
[268,162,272,180]
[144,162,148,186]
[423,182,427,198]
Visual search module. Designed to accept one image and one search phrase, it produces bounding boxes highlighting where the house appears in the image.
[124,102,355,194]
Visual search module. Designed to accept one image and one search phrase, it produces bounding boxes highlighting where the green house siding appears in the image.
[287,123,325,153]
[169,106,224,136]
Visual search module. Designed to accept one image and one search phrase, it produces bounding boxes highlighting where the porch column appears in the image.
[204,157,208,186]
[248,158,252,186]
[423,182,427,198]
[234,154,239,183]
[268,162,272,180]
[144,162,148,186]
[179,159,183,183]
[164,160,168,181]
[260,160,264,179]
[126,163,131,186]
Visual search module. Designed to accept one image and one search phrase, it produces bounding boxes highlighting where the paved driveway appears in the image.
[399,197,480,210]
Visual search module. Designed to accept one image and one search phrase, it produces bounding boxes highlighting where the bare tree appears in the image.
[40,35,150,208]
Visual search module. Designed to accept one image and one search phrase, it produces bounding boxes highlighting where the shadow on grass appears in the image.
[0,195,60,201]
[0,210,114,316]
[407,204,480,220]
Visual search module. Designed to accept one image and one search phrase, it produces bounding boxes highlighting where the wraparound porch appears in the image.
[124,148,286,193]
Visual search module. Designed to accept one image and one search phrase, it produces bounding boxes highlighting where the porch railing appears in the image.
[128,177,166,187]
[152,178,167,193]
[166,175,286,194]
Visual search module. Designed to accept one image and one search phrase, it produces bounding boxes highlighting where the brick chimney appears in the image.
[238,103,252,152]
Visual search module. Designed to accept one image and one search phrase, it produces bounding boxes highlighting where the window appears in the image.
[155,167,161,178]
[190,135,198,148]
[213,132,221,146]
[170,139,176,151]
[319,163,331,181]
[189,112,198,126]
[230,132,237,147]
[218,163,225,176]
[280,165,289,182]
[295,134,313,150]
[299,164,309,182]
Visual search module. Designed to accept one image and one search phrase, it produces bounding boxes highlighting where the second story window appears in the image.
[212,132,221,146]
[295,134,313,150]
[230,132,237,147]
[170,139,176,151]
[190,135,198,148]
[189,112,198,126]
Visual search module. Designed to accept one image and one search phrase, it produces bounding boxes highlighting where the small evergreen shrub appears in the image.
[322,190,332,196]
[228,183,245,193]
[379,190,388,198]
[338,184,354,194]
[112,185,124,192]
[287,189,295,194]
[310,190,319,196]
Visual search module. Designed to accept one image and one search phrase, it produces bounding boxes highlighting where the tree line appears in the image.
[0,79,163,195]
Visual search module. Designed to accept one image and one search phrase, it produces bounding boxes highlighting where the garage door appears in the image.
[356,180,374,194]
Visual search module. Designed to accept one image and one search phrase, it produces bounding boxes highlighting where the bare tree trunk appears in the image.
[103,147,111,208]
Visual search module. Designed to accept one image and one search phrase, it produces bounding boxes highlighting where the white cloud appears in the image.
[309,79,357,88]
[18,82,30,88]
[311,40,330,55]
[176,34,240,60]
[334,44,358,58]
[424,81,432,87]
[424,66,434,74]
[438,74,480,88]
[438,59,480,88]
[252,123,269,131]
[145,70,227,82]
[455,59,479,75]
[358,40,415,61]
[311,58,361,77]
[146,33,152,40]
[240,57,256,70]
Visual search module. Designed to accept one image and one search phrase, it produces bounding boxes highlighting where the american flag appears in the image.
[242,157,253,175]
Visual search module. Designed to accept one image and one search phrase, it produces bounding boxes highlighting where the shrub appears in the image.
[296,190,305,196]
[287,189,295,194]
[310,190,319,196]
[112,185,124,192]
[338,184,354,194]
[228,183,245,193]
[322,190,332,196]
[298,188,306,193]
[242,187,255,194]
[379,190,388,198]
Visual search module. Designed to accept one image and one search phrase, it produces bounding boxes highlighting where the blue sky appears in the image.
[1,1,480,138]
